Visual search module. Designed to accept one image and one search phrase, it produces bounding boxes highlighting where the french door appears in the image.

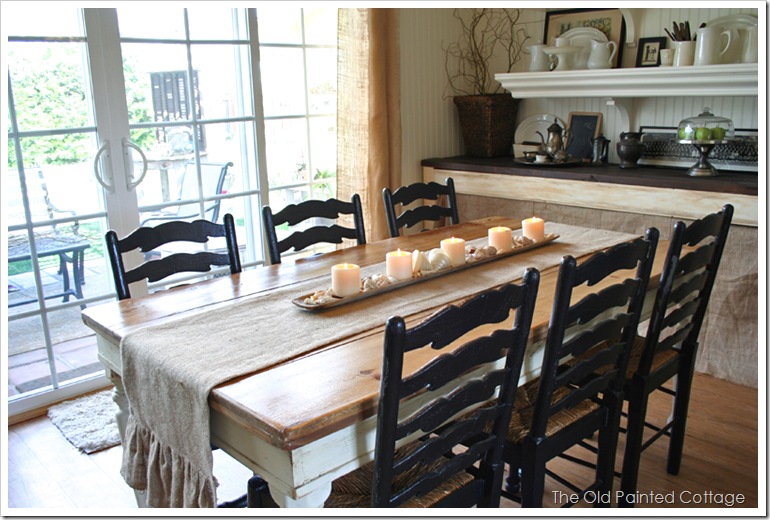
[6,7,267,415]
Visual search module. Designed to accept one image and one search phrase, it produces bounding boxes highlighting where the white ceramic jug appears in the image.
[740,26,758,63]
[694,26,733,65]
[528,43,551,72]
[587,40,617,69]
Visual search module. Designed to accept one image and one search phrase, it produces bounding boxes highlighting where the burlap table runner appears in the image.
[119,223,639,507]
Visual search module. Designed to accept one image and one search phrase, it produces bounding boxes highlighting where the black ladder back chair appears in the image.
[262,195,366,264]
[501,229,659,507]
[105,213,241,300]
[383,178,460,238]
[324,268,540,508]
[619,204,734,506]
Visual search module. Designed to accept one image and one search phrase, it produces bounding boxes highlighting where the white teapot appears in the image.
[587,40,617,69]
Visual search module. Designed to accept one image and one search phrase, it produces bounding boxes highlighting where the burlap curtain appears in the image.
[337,8,401,242]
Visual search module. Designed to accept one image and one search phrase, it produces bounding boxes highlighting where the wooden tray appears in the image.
[292,233,559,311]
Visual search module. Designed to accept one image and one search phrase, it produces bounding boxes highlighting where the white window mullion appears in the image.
[248,8,271,257]
[83,9,142,238]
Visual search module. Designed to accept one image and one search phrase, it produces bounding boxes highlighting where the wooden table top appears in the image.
[82,216,667,452]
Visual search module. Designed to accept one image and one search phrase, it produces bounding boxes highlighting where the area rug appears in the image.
[47,390,121,454]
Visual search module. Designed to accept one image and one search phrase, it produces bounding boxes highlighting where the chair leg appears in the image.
[247,474,277,507]
[619,386,649,507]
[667,356,696,475]
[520,449,546,508]
[595,394,622,507]
[505,463,521,494]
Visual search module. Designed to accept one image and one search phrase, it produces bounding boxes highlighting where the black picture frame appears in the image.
[566,112,603,161]
[636,37,667,67]
[543,8,626,68]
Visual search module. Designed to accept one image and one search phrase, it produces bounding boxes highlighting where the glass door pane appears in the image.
[6,13,115,406]
[116,7,263,272]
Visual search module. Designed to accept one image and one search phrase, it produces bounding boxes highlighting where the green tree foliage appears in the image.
[8,42,154,169]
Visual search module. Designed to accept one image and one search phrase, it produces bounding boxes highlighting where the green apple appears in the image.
[711,127,727,140]
[694,127,712,140]
[678,125,694,139]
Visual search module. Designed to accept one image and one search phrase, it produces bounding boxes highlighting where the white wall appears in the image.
[399,6,761,184]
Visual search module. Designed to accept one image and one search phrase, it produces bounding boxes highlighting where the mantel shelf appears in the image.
[496,63,758,99]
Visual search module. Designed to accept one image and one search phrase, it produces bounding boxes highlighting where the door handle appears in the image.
[93,141,115,193]
[123,138,148,191]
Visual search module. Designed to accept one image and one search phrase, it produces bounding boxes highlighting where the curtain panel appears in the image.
[337,8,402,242]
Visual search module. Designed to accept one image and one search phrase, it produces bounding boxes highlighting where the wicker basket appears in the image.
[454,94,520,158]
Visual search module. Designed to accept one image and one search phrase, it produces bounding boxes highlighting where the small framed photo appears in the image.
[636,37,667,67]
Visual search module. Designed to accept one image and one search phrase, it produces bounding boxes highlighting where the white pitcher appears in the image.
[694,26,733,65]
[740,26,758,63]
[587,40,617,69]
[528,43,551,72]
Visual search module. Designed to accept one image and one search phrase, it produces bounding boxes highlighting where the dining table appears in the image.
[81,216,668,508]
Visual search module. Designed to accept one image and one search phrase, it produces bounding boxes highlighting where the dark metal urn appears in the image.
[616,131,644,168]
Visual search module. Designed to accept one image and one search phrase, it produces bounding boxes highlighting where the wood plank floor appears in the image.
[5,372,759,510]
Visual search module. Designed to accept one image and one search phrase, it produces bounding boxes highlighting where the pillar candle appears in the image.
[386,250,413,281]
[331,263,360,297]
[440,237,466,267]
[488,226,512,253]
[522,217,545,242]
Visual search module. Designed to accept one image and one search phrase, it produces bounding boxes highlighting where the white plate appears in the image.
[707,14,758,63]
[515,114,567,145]
[560,27,608,69]
[707,13,758,28]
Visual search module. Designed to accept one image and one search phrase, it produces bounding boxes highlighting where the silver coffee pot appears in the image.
[536,119,572,161]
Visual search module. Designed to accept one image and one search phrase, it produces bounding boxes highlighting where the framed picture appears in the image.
[543,8,625,68]
[638,126,758,172]
[566,112,603,161]
[636,37,666,67]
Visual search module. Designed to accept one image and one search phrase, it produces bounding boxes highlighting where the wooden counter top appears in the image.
[422,156,758,226]
[421,156,757,196]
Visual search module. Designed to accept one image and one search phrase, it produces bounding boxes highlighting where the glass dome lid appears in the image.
[677,107,734,141]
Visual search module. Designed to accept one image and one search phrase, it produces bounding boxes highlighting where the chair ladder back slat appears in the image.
[403,282,527,353]
[400,329,516,396]
[123,251,231,285]
[117,219,227,253]
[397,370,509,438]
[566,279,639,326]
[277,225,360,255]
[561,315,630,360]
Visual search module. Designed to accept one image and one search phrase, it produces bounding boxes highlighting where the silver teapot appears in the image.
[536,119,572,161]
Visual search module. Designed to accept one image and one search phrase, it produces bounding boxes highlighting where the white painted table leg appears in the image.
[106,369,148,508]
[269,482,332,508]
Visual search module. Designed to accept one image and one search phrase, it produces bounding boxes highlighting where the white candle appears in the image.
[488,226,512,253]
[522,217,545,242]
[440,237,466,267]
[386,250,413,281]
[331,263,361,297]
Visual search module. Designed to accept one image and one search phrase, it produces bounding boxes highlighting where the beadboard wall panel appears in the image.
[399,7,760,184]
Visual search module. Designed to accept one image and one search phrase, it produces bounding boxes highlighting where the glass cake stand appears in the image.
[676,139,729,177]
